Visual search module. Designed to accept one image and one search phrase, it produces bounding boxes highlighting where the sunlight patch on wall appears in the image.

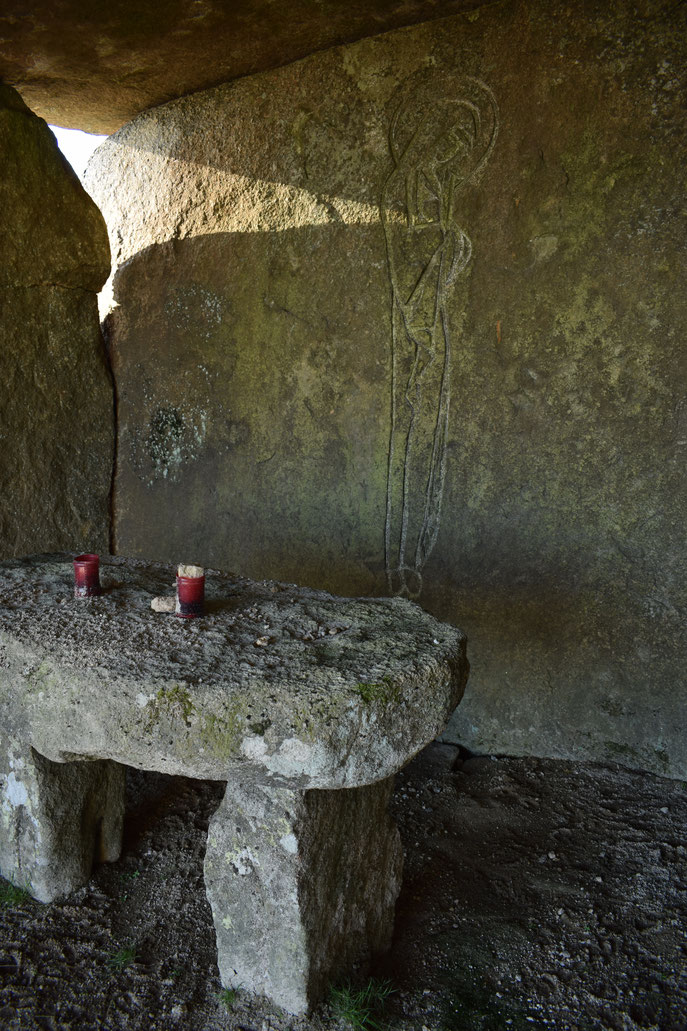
[86,143,391,319]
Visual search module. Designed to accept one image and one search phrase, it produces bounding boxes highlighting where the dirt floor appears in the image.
[0,742,685,1031]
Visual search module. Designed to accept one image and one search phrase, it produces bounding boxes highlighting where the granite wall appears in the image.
[0,84,112,558]
[85,0,687,776]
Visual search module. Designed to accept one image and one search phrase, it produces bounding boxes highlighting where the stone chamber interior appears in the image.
[1,0,685,776]
[1,3,687,1028]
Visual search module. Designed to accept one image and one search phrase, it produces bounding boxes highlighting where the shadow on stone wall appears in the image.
[87,0,687,777]
[107,228,390,595]
[0,84,112,559]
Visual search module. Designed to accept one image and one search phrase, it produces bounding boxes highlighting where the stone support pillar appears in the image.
[204,774,403,1015]
[0,737,124,902]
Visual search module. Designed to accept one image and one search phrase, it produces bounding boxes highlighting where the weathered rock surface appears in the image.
[0,86,109,289]
[0,739,123,903]
[0,553,464,1009]
[205,776,402,1014]
[0,85,113,560]
[0,0,493,134]
[0,554,468,787]
[85,0,687,777]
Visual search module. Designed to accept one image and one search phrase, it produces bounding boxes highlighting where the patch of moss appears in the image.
[599,696,624,718]
[200,704,244,759]
[26,660,53,691]
[352,675,401,706]
[557,131,644,261]
[604,740,640,762]
[248,719,271,736]
[287,701,317,741]
[144,683,195,732]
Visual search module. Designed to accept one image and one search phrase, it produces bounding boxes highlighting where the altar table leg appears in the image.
[204,775,403,1015]
[0,739,125,902]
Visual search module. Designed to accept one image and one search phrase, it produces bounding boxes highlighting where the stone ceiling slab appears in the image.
[0,0,492,133]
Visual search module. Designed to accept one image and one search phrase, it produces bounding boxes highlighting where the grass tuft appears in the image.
[0,881,30,908]
[330,978,395,1030]
[107,945,136,972]
[216,986,238,1010]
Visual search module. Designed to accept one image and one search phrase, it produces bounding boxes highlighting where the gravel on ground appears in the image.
[1,742,685,1030]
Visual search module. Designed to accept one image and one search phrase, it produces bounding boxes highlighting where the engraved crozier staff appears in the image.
[381,76,498,598]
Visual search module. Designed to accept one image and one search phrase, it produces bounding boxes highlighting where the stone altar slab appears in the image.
[0,554,468,1012]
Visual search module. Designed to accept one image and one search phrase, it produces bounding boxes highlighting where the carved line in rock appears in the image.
[381,74,499,598]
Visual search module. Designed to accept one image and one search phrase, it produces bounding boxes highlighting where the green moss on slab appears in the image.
[604,741,640,762]
[352,676,401,706]
[144,683,196,732]
[200,703,245,760]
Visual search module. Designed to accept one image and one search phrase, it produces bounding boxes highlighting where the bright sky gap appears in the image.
[49,125,107,181]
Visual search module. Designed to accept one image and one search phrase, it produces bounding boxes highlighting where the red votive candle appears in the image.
[73,554,101,598]
[176,565,205,618]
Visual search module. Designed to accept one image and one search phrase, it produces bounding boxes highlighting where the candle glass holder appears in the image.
[73,554,101,598]
[176,573,205,618]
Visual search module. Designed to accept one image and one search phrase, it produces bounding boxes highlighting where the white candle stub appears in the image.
[151,596,176,612]
[177,564,204,578]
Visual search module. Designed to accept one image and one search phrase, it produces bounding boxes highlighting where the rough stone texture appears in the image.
[205,776,402,1014]
[0,1,497,135]
[0,555,467,786]
[84,0,687,778]
[0,736,124,902]
[0,84,113,559]
[0,553,462,1007]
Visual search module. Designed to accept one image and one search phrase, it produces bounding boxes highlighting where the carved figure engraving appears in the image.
[381,75,498,597]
